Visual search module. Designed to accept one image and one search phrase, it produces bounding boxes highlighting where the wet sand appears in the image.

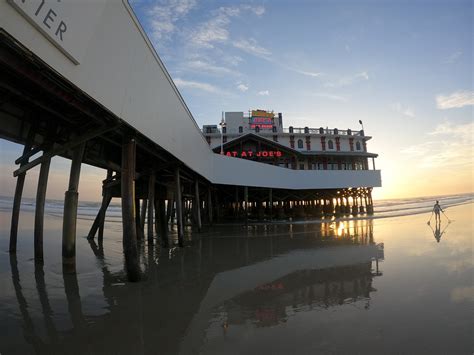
[0,202,472,354]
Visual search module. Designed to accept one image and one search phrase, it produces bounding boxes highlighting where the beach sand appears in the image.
[0,199,472,354]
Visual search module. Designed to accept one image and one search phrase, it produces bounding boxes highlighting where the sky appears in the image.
[0,0,472,201]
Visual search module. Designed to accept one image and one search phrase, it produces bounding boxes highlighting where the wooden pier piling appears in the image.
[147,172,155,241]
[121,137,140,282]
[34,157,51,264]
[62,143,86,273]
[269,188,273,220]
[195,180,202,232]
[175,168,184,246]
[157,188,168,247]
[87,170,112,241]
[207,187,213,225]
[244,186,248,225]
[140,198,147,233]
[135,197,144,241]
[9,128,35,253]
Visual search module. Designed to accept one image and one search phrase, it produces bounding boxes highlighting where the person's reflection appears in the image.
[428,220,450,243]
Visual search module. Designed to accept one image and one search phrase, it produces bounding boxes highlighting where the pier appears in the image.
[0,0,380,282]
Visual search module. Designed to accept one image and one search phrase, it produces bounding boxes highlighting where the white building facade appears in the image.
[203,110,377,172]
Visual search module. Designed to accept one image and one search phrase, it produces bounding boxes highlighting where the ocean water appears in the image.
[0,193,472,354]
[0,192,472,223]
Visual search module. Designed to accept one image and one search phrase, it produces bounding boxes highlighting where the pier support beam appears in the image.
[10,129,35,253]
[62,143,86,273]
[195,180,202,232]
[135,197,144,241]
[121,137,140,282]
[147,172,155,242]
[207,187,213,225]
[140,199,148,234]
[269,188,273,220]
[87,170,112,241]
[34,157,51,264]
[157,188,168,247]
[367,188,374,214]
[175,168,184,247]
[244,186,248,225]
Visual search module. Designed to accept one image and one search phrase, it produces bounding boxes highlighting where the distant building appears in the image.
[203,110,377,172]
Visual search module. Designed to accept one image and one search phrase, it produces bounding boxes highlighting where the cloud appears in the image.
[233,38,272,57]
[189,11,233,47]
[391,102,415,118]
[242,5,265,16]
[257,90,270,96]
[428,121,473,139]
[173,78,221,93]
[185,60,239,76]
[222,55,243,67]
[324,71,369,88]
[401,121,473,168]
[233,40,324,79]
[436,91,474,109]
[310,93,347,102]
[237,83,249,92]
[190,5,266,48]
[288,68,323,78]
[147,0,197,40]
[444,51,462,64]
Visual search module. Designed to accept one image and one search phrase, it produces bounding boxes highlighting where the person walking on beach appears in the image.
[433,200,443,224]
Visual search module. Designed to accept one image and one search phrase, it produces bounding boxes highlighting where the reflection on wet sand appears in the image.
[428,220,451,243]
[8,219,383,354]
[223,261,379,329]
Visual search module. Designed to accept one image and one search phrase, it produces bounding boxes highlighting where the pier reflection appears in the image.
[222,262,378,329]
[7,219,383,354]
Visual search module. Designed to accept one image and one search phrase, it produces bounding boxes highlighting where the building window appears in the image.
[297,139,303,149]
[299,163,305,170]
[328,140,334,149]
[356,141,361,150]
[239,126,243,133]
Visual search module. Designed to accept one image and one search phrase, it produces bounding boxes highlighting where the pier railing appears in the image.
[282,127,364,136]
[204,127,365,136]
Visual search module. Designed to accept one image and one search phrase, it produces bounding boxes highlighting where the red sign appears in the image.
[250,116,273,129]
[225,150,282,158]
